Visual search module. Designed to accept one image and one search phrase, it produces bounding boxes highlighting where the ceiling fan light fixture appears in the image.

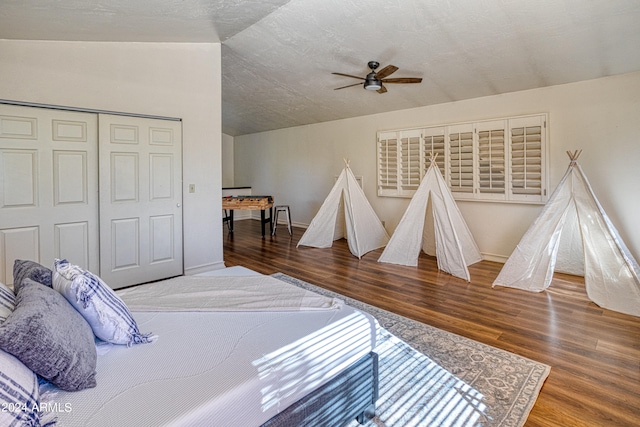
[364,73,382,90]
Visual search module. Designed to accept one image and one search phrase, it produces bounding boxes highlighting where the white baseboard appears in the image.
[246,214,309,229]
[480,253,508,263]
[229,211,252,220]
[184,260,227,276]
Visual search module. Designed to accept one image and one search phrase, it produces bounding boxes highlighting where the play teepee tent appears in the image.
[493,151,640,317]
[297,160,389,258]
[378,155,482,281]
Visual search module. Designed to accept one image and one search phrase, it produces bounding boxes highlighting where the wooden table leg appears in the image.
[259,207,273,237]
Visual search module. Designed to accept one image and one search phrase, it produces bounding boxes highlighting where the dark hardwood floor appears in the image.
[222,220,640,427]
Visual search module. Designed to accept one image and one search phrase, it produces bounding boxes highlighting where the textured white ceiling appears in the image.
[2,0,640,136]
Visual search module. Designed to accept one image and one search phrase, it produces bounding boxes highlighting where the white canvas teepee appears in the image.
[378,155,482,281]
[297,160,389,258]
[493,151,640,317]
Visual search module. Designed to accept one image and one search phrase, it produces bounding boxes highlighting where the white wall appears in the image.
[221,133,234,187]
[235,71,640,261]
[0,40,224,274]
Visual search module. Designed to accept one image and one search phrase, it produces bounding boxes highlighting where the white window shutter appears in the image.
[509,115,546,202]
[447,124,475,197]
[422,126,446,175]
[377,131,399,196]
[399,130,422,193]
[477,120,507,200]
[376,114,548,203]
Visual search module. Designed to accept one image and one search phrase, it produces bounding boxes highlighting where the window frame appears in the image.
[376,113,549,204]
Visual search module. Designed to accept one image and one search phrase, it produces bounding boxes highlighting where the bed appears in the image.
[0,264,378,427]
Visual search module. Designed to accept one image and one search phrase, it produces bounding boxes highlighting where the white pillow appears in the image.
[0,281,15,324]
[0,349,41,426]
[52,259,156,346]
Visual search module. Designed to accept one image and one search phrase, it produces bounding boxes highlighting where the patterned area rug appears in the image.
[272,273,550,427]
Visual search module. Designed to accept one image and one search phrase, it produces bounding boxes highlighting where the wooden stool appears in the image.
[272,205,292,235]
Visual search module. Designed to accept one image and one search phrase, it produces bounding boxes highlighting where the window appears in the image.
[377,114,548,203]
[510,117,544,201]
[422,127,446,173]
[400,130,421,192]
[377,132,398,195]
[448,124,474,196]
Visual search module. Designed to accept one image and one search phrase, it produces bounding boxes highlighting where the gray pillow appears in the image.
[0,278,97,391]
[13,259,53,294]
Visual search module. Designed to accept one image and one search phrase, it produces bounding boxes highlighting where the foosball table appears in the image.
[222,195,274,237]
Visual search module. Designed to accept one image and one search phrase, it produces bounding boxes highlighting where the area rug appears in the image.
[272,273,550,427]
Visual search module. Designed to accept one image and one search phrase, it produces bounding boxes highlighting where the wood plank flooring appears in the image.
[222,220,640,427]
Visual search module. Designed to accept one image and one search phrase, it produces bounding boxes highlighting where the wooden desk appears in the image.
[222,196,274,237]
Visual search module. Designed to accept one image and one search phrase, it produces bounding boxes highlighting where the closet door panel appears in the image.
[0,104,98,284]
[99,114,182,289]
[54,222,90,268]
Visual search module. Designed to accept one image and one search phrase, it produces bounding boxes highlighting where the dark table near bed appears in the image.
[222,195,274,237]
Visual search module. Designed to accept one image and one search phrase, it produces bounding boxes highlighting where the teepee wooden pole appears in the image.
[566,150,582,161]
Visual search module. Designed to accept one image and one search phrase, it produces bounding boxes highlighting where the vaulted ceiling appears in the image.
[2,0,640,136]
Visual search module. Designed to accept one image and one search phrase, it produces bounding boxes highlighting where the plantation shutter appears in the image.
[422,127,446,174]
[509,115,546,202]
[377,131,399,196]
[448,124,474,197]
[376,114,547,202]
[399,130,422,193]
[477,120,507,200]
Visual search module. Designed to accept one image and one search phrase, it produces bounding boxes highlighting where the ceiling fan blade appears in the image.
[377,84,388,94]
[375,65,398,80]
[334,82,363,90]
[332,72,365,80]
[381,77,423,84]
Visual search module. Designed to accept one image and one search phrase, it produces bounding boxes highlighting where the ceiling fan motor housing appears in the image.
[364,73,382,90]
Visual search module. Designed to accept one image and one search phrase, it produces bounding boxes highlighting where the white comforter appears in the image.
[118,275,343,312]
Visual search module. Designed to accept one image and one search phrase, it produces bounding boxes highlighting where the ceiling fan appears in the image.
[332,61,423,94]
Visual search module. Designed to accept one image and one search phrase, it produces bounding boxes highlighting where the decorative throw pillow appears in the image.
[0,349,42,427]
[0,282,15,323]
[52,259,156,346]
[13,259,53,294]
[0,278,97,391]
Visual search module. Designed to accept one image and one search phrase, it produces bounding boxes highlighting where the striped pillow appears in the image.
[0,285,38,426]
[52,259,156,346]
[0,282,14,324]
[0,349,41,426]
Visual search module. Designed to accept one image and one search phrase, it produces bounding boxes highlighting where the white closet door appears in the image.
[98,114,183,289]
[0,105,99,284]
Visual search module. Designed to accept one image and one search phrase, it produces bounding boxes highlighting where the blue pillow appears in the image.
[52,259,156,346]
[0,278,97,391]
[0,282,14,323]
[0,349,42,427]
